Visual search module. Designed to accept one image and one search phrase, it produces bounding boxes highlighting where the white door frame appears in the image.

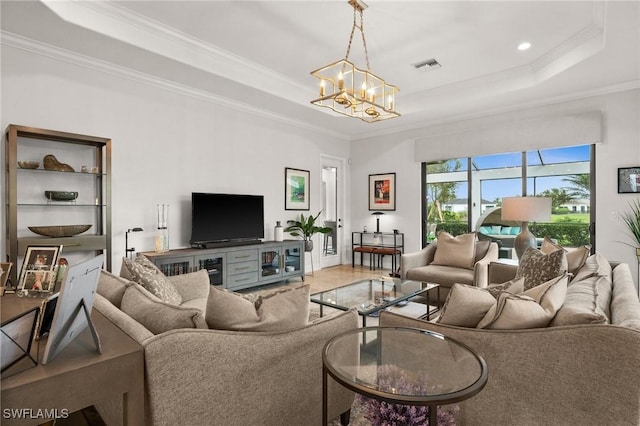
[319,155,346,269]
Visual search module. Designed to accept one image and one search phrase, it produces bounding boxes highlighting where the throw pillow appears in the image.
[436,284,497,327]
[122,257,182,305]
[540,236,591,277]
[206,284,310,332]
[515,248,567,290]
[500,227,512,235]
[539,236,563,254]
[431,231,476,270]
[486,277,525,298]
[550,275,610,326]
[510,227,521,235]
[477,274,568,329]
[572,253,612,283]
[121,284,207,334]
[97,270,132,308]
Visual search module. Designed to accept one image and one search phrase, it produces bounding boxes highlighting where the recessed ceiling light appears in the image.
[518,42,532,51]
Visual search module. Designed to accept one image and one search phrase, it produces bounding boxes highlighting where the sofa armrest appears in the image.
[94,294,154,344]
[141,309,359,425]
[401,244,437,279]
[473,242,499,288]
[379,310,640,426]
[488,261,518,284]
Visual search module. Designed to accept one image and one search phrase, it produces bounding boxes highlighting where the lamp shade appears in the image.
[501,197,551,222]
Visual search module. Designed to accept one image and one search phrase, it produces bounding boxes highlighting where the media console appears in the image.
[141,240,304,291]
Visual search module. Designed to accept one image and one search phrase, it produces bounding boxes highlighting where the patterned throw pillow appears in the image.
[486,277,525,298]
[515,248,567,290]
[540,236,591,277]
[122,257,182,305]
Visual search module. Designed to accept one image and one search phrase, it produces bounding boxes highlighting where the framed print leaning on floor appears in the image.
[285,167,310,210]
[17,245,62,295]
[369,172,396,211]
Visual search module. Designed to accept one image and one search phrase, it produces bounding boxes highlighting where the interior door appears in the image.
[320,156,344,268]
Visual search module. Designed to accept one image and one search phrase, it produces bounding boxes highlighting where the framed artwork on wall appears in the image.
[17,245,62,295]
[285,167,310,210]
[369,172,396,211]
[618,167,640,193]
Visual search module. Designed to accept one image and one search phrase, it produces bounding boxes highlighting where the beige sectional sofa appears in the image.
[92,268,357,426]
[381,254,640,425]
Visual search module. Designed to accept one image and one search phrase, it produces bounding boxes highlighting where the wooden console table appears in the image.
[1,295,144,426]
[352,231,404,273]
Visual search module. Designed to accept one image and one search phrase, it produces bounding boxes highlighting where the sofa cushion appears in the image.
[436,284,498,327]
[122,256,182,305]
[206,284,310,332]
[477,274,568,329]
[97,270,132,308]
[550,275,610,326]
[572,253,612,283]
[432,232,476,270]
[121,284,207,334]
[540,236,590,277]
[515,248,567,290]
[406,264,475,288]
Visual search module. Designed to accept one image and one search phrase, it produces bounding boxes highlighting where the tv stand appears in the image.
[142,240,304,291]
[192,240,263,249]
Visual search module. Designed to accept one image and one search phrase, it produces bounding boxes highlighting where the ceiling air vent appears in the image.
[413,58,441,72]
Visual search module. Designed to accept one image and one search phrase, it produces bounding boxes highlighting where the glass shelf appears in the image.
[16,168,105,176]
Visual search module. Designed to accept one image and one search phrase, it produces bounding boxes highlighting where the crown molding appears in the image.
[353,80,639,141]
[1,31,349,141]
[39,0,313,107]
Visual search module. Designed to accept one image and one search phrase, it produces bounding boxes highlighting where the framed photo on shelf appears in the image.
[618,167,640,193]
[369,172,396,211]
[285,167,310,210]
[1,263,12,295]
[17,245,62,295]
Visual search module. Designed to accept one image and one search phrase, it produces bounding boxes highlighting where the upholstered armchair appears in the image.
[401,232,499,305]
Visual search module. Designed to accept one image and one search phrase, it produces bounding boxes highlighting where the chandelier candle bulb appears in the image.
[320,80,325,97]
[338,71,344,90]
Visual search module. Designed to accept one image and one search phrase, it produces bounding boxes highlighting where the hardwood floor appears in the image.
[245,264,393,296]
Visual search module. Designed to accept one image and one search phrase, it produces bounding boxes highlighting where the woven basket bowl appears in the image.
[28,224,92,237]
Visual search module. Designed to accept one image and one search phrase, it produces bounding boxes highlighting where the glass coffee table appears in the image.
[322,327,488,425]
[311,278,439,326]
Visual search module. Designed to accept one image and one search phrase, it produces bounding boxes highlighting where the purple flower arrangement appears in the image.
[358,365,458,426]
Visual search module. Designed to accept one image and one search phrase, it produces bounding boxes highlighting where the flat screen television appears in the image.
[190,193,265,248]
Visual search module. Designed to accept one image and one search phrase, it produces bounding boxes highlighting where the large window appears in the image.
[423,145,593,248]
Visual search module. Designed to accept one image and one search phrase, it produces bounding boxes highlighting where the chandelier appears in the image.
[310,0,400,123]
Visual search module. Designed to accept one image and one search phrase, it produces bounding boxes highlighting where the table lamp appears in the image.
[125,227,144,259]
[371,211,384,233]
[501,197,551,259]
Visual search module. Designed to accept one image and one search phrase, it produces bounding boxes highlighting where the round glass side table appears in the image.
[322,326,488,425]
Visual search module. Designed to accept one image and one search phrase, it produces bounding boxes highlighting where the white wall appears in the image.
[351,89,640,288]
[1,45,350,273]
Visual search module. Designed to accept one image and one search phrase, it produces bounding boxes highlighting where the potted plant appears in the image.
[285,211,333,252]
[622,198,640,263]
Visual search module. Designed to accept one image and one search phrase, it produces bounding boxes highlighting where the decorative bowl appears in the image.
[28,224,92,237]
[44,191,79,201]
[18,161,40,169]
